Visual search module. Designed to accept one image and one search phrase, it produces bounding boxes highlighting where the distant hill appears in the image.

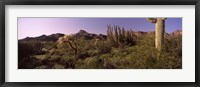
[19,29,181,43]
[74,30,107,40]
[19,33,65,43]
[132,30,182,37]
[170,30,182,36]
[19,30,107,43]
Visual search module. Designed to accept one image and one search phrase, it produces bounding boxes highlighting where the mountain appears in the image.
[74,30,107,40]
[19,33,65,43]
[74,30,97,40]
[77,30,89,36]
[19,30,107,43]
[170,30,182,36]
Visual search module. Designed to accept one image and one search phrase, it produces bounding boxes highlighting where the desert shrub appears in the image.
[107,45,157,69]
[29,41,46,55]
[18,42,34,59]
[77,39,95,50]
[137,34,155,47]
[154,51,182,69]
[87,50,100,56]
[18,42,35,69]
[98,33,182,69]
[77,51,90,59]
[18,56,41,69]
[60,55,74,62]
[49,54,62,61]
[95,40,112,54]
[44,42,57,50]
[75,57,103,69]
[163,35,182,58]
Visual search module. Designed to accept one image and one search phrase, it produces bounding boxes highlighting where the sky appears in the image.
[18,18,182,39]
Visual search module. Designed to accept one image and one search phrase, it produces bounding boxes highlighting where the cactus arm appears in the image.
[162,18,167,20]
[146,18,157,23]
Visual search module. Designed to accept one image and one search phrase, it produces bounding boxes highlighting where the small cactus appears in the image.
[146,18,167,51]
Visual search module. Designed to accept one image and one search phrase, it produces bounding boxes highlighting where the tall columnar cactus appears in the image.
[107,25,116,46]
[146,18,167,51]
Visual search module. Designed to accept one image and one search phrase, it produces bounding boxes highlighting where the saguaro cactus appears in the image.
[146,18,167,51]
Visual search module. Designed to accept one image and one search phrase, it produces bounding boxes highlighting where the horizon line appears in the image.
[18,29,182,40]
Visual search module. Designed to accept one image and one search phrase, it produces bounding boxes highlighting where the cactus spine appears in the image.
[146,18,166,51]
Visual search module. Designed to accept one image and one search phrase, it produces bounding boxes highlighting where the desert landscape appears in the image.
[18,18,182,69]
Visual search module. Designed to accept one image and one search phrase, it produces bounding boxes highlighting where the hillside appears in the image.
[19,30,107,43]
[19,33,65,42]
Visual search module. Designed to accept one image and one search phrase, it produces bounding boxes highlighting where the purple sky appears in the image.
[18,18,182,39]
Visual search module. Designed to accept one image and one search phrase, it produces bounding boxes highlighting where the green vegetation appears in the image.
[18,25,182,69]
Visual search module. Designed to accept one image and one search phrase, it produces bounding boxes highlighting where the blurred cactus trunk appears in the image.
[155,18,165,51]
[146,18,166,51]
[107,25,136,47]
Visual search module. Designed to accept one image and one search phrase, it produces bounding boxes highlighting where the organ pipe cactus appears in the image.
[146,18,167,51]
[107,25,136,47]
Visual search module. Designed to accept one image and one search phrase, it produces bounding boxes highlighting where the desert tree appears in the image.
[57,34,78,68]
